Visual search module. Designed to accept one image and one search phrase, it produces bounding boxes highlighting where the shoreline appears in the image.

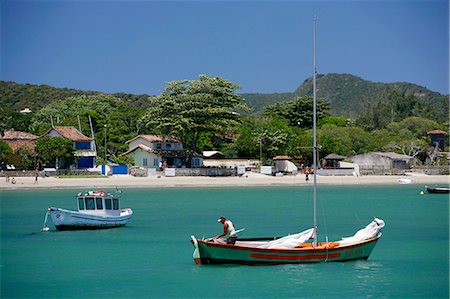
[1,173,448,190]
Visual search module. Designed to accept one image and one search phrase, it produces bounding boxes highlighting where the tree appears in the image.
[6,147,35,170]
[0,141,12,167]
[264,96,330,128]
[140,75,249,163]
[35,137,74,169]
[234,115,293,161]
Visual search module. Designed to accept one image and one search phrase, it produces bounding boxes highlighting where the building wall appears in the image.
[203,158,259,168]
[351,153,393,169]
[130,149,160,168]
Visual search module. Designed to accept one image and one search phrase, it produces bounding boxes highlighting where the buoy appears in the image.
[419,191,424,195]
[41,226,49,232]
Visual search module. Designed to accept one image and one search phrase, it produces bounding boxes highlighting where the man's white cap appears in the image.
[217,216,225,222]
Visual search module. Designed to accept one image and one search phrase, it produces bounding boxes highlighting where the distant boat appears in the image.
[426,186,450,194]
[190,17,385,265]
[42,190,133,231]
[399,176,414,184]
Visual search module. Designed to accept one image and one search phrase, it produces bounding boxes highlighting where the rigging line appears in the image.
[345,188,364,227]
[317,187,328,240]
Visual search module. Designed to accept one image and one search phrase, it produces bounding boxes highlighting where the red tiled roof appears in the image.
[125,135,180,144]
[427,130,447,135]
[4,140,36,151]
[45,126,92,141]
[2,129,38,140]
[273,156,291,160]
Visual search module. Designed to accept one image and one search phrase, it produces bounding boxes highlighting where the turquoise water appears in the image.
[1,185,448,298]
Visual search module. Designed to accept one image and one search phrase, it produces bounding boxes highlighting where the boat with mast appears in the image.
[190,17,385,265]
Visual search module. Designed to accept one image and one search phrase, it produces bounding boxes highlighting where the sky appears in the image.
[1,0,449,96]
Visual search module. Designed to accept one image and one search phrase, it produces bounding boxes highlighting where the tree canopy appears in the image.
[140,75,249,154]
[264,96,330,128]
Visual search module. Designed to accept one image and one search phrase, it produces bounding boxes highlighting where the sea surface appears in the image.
[1,185,448,298]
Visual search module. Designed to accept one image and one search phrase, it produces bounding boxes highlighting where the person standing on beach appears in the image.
[214,216,237,245]
[34,169,38,184]
[305,166,310,182]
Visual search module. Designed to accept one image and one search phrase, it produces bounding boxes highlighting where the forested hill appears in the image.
[243,73,447,119]
[0,81,151,111]
[1,74,447,121]
[293,73,447,119]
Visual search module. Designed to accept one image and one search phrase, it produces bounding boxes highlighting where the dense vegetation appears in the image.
[0,74,448,169]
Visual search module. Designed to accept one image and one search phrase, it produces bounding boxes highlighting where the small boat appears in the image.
[190,17,385,265]
[399,176,414,184]
[426,186,450,194]
[42,190,133,231]
[191,219,384,265]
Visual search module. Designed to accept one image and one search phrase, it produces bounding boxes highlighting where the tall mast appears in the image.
[312,16,318,247]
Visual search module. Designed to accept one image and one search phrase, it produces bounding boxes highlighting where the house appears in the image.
[202,150,258,169]
[43,126,96,168]
[322,153,346,168]
[273,156,298,174]
[123,135,202,168]
[1,129,38,152]
[427,130,447,151]
[351,152,413,172]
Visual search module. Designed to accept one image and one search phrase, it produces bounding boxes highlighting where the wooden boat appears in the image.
[42,190,133,231]
[426,186,450,194]
[190,18,385,265]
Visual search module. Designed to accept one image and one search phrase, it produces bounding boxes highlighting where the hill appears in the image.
[241,73,447,122]
[0,81,151,111]
[1,74,447,121]
[294,73,447,119]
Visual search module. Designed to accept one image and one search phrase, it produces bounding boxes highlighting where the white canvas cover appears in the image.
[339,218,385,246]
[233,228,315,249]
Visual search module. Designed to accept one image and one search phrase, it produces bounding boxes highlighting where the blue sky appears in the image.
[1,0,448,96]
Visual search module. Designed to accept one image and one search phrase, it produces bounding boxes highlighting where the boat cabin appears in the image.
[77,190,121,216]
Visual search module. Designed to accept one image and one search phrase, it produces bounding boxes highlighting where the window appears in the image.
[105,198,112,210]
[113,198,119,210]
[156,143,162,150]
[96,198,103,210]
[78,198,85,210]
[192,158,201,167]
[85,197,95,210]
[165,143,172,150]
[143,158,148,167]
[153,158,159,167]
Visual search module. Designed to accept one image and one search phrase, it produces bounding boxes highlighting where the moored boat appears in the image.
[190,17,385,265]
[191,219,384,265]
[426,186,450,194]
[42,190,133,231]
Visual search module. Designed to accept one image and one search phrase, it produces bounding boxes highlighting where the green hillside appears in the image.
[1,74,447,122]
[0,81,151,111]
[294,73,447,120]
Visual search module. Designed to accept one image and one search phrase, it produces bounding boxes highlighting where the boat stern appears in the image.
[190,236,202,264]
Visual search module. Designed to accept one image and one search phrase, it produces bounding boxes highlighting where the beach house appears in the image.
[123,135,202,169]
[43,126,96,168]
[1,129,38,152]
[351,152,413,175]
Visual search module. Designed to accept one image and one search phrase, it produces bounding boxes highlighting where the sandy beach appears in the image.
[1,172,448,190]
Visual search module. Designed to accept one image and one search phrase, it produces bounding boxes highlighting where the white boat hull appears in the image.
[48,207,133,230]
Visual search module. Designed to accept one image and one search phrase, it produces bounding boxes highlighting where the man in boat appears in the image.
[214,216,237,245]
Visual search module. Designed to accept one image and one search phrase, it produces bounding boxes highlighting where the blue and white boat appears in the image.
[42,190,133,231]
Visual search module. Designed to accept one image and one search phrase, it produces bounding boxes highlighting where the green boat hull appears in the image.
[192,236,381,265]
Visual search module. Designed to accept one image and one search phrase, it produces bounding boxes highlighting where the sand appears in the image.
[1,172,448,190]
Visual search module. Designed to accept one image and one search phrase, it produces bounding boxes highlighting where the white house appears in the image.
[351,152,413,171]
[123,135,202,168]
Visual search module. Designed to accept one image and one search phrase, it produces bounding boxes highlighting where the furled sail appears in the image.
[339,218,385,246]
